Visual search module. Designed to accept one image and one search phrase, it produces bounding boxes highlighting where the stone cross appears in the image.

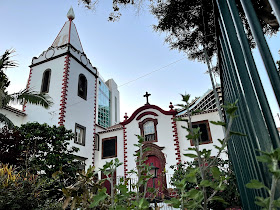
[143,91,151,105]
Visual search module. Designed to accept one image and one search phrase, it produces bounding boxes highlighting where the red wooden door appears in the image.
[145,155,164,198]
[101,171,116,195]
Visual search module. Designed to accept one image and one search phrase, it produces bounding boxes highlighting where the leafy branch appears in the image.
[167,94,241,209]
[246,148,280,210]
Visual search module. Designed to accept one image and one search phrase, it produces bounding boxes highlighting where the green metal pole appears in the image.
[217,0,272,154]
[219,33,266,207]
[216,0,274,206]
[268,0,280,25]
[226,0,280,149]
[239,0,280,108]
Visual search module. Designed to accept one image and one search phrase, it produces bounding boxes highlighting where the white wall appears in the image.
[95,129,124,178]
[23,56,65,125]
[63,58,97,167]
[0,108,25,127]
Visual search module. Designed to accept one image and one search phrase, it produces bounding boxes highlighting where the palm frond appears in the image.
[0,112,14,128]
[0,49,18,72]
[9,89,53,109]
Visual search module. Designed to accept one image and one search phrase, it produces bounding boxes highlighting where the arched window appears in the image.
[143,121,155,141]
[78,74,87,100]
[139,118,158,142]
[41,69,51,93]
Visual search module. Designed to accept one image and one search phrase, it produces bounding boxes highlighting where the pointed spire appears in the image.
[67,7,75,20]
[51,7,83,52]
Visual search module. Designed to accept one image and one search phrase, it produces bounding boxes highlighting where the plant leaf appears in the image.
[246,179,265,189]
[210,121,226,126]
[89,188,108,208]
[183,153,197,158]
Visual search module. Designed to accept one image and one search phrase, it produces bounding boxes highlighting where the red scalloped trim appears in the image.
[22,68,33,112]
[136,111,158,120]
[123,126,128,178]
[92,77,98,166]
[58,55,70,126]
[171,115,181,163]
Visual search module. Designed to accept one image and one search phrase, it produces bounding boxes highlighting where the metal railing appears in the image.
[115,174,178,209]
[215,0,280,209]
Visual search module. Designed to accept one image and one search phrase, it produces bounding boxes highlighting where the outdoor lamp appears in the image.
[150,163,159,179]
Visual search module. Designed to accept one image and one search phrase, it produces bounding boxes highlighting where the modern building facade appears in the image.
[97,78,120,128]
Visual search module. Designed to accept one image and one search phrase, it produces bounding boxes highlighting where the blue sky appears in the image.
[1,0,280,125]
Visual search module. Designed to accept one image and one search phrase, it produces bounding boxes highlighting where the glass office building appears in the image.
[98,79,110,128]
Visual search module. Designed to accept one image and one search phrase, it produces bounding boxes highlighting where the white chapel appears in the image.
[1,8,225,195]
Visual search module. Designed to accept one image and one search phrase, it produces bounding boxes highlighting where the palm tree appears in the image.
[0,49,53,128]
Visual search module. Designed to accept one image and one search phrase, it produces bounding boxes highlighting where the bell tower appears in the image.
[23,7,98,166]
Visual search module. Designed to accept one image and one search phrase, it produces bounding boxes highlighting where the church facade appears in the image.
[95,88,225,191]
[2,8,225,192]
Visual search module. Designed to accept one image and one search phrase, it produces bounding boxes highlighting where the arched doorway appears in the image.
[145,155,164,197]
[142,142,168,199]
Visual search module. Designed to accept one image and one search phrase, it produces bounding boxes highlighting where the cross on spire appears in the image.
[143,91,151,105]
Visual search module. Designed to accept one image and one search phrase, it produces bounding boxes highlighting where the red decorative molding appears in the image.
[123,125,128,178]
[136,111,158,120]
[171,115,181,163]
[22,68,33,112]
[120,104,177,125]
[92,77,98,166]
[58,55,70,126]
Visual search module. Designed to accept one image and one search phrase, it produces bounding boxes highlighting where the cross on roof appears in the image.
[143,91,151,105]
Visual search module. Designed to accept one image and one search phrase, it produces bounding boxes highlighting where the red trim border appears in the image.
[123,125,128,178]
[136,111,158,120]
[58,55,70,126]
[22,68,33,112]
[120,104,176,125]
[92,77,98,165]
[171,115,181,163]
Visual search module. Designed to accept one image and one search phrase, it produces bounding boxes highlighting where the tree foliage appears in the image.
[80,0,279,63]
[165,94,242,209]
[170,159,242,209]
[0,163,62,210]
[0,49,53,127]
[151,0,279,62]
[0,123,81,180]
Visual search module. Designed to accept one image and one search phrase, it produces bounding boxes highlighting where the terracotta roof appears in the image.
[98,124,123,134]
[3,106,26,116]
